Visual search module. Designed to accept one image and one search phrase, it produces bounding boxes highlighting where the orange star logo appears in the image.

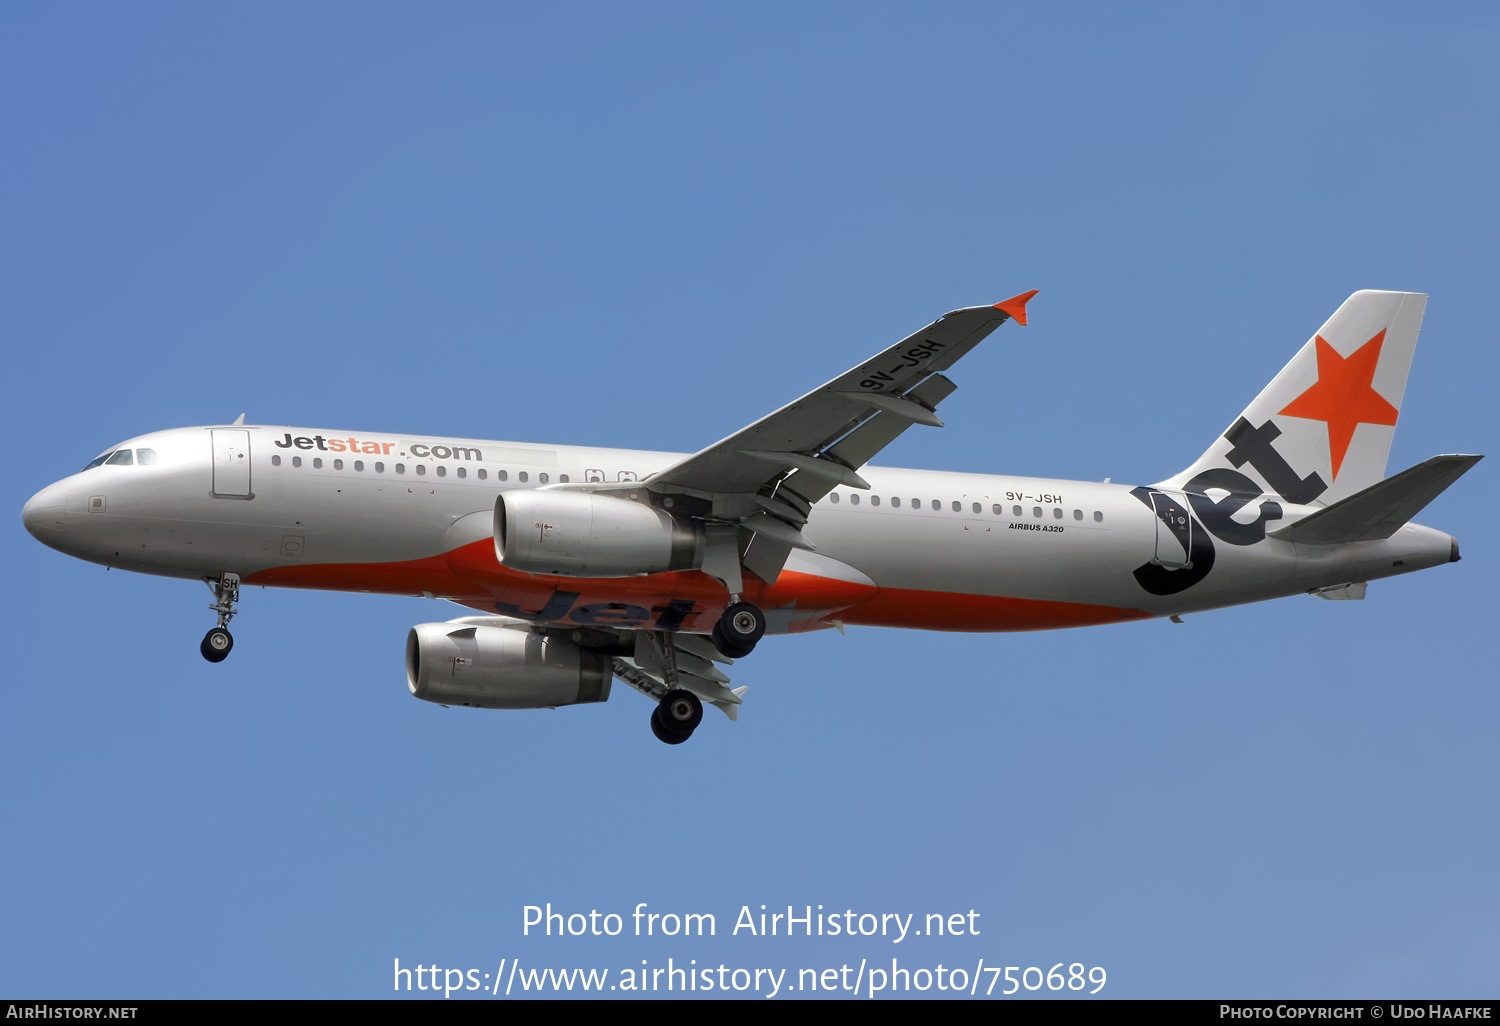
[1278,330,1399,480]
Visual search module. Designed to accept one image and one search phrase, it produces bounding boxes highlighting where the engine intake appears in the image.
[495,490,702,577]
[406,623,611,709]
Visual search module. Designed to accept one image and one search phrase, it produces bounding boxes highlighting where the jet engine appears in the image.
[406,623,611,709]
[494,490,702,577]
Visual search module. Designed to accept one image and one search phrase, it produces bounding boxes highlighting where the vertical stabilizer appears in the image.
[1158,291,1427,507]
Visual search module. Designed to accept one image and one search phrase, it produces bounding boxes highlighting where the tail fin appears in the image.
[1159,290,1427,507]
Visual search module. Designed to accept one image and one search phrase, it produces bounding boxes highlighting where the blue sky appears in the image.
[4,2,1496,999]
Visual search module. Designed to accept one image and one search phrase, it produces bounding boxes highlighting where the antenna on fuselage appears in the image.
[232,413,245,425]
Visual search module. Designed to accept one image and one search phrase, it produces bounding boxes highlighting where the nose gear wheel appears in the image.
[200,627,233,662]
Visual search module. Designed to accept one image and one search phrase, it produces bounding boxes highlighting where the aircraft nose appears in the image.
[22,480,68,541]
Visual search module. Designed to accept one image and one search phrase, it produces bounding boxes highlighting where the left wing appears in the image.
[573,291,1037,588]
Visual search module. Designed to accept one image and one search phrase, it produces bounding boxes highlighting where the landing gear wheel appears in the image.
[650,707,690,745]
[651,689,702,744]
[200,627,233,663]
[712,601,765,659]
[661,689,703,733]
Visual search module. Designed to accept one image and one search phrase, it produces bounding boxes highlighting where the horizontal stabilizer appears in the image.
[1270,454,1482,545]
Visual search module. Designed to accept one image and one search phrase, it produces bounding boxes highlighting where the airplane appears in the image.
[21,289,1480,744]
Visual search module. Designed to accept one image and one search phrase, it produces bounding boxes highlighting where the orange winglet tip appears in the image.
[994,289,1039,326]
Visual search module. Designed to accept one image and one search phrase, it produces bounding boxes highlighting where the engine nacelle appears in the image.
[494,489,702,577]
[406,623,611,709]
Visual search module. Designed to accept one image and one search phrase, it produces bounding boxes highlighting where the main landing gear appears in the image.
[712,601,765,659]
[620,601,766,745]
[200,572,240,663]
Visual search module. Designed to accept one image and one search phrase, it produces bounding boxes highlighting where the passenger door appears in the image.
[211,429,253,498]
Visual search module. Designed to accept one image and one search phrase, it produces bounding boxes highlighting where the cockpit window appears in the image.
[105,449,134,466]
[136,448,158,465]
[83,451,114,470]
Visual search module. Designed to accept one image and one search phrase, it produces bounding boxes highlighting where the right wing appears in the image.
[647,292,1037,497]
[571,291,1037,587]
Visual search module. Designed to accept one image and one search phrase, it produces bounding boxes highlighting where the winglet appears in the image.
[994,290,1038,326]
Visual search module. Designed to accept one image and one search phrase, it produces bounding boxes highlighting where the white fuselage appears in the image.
[21,424,1458,636]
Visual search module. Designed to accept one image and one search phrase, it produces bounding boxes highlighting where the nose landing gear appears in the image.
[201,572,240,663]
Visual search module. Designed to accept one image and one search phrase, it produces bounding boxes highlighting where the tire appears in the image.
[658,689,703,733]
[201,627,233,663]
[650,704,691,745]
[712,601,765,658]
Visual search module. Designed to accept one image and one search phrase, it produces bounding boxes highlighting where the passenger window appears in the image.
[396,464,405,474]
[559,474,569,483]
[292,456,302,468]
[498,470,508,481]
[313,458,323,469]
[539,473,549,484]
[1073,509,1082,520]
[375,462,385,473]
[951,501,961,512]
[930,499,940,511]
[435,466,445,477]
[519,472,529,483]
[586,469,604,483]
[1013,505,1022,516]
[106,449,134,466]
[891,497,901,508]
[1053,507,1062,519]
[415,465,426,476]
[1094,511,1103,522]
[850,493,860,505]
[992,504,1002,515]
[456,467,465,478]
[479,469,488,480]
[354,460,364,471]
[972,502,981,514]
[334,459,343,470]
[136,448,158,465]
[1033,506,1042,518]
[830,493,840,503]
[870,495,880,506]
